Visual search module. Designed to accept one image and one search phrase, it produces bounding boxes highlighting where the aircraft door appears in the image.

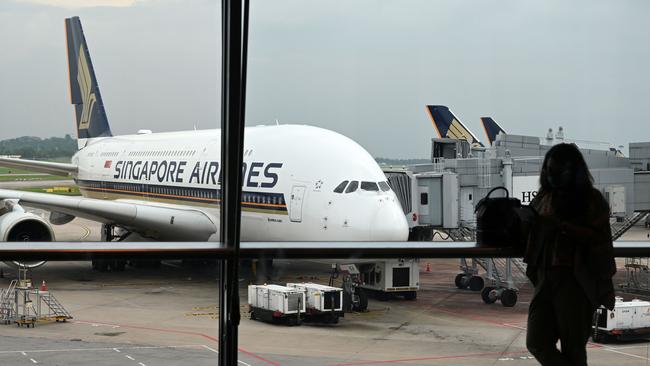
[290,185,306,222]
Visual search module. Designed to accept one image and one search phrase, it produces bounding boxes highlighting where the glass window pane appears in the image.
[345,180,359,193]
[333,180,349,193]
[360,181,379,191]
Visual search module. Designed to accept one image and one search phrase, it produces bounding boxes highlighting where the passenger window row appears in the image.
[127,150,197,157]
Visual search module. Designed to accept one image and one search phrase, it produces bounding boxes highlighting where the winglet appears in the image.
[65,17,112,141]
[480,117,507,146]
[425,105,483,147]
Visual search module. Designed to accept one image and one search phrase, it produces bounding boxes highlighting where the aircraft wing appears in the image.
[0,189,218,241]
[0,157,77,176]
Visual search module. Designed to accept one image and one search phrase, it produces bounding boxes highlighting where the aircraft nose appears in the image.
[369,200,409,241]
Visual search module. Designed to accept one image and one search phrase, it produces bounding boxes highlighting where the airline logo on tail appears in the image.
[480,117,507,146]
[426,105,484,148]
[77,46,96,130]
[65,16,112,140]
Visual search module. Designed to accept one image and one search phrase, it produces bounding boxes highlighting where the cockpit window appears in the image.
[360,181,379,191]
[345,180,359,193]
[334,180,349,193]
[378,181,391,192]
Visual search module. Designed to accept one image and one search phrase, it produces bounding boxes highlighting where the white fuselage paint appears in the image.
[71,125,409,241]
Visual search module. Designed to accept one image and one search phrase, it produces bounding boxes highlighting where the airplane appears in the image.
[480,117,507,146]
[425,105,484,148]
[0,17,408,271]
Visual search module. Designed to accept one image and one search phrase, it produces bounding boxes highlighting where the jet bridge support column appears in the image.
[503,158,513,195]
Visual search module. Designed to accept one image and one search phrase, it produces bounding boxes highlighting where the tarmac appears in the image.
[0,211,649,364]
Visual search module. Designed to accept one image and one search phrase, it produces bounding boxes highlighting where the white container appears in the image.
[247,285,305,316]
[286,283,343,312]
[355,259,419,298]
[593,298,650,341]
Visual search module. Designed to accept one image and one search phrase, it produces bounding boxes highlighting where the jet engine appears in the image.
[0,201,53,269]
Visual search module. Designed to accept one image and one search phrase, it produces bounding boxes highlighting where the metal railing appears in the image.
[0,241,648,260]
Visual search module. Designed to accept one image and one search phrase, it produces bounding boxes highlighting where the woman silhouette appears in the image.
[524,143,616,366]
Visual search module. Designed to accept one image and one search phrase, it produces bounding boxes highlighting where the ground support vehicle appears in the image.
[248,285,306,325]
[286,283,344,324]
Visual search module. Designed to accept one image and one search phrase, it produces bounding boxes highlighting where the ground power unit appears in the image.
[356,259,419,300]
[286,283,344,324]
[593,298,650,341]
[248,285,306,325]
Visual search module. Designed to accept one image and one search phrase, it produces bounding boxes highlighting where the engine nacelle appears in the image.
[0,207,54,269]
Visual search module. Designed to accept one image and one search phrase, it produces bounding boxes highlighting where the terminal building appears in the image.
[383,108,650,306]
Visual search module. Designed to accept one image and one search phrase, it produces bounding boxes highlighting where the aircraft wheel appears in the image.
[468,276,484,291]
[454,273,466,289]
[481,286,497,304]
[501,289,518,307]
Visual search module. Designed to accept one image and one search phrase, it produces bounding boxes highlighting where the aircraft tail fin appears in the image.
[425,105,483,147]
[480,117,506,146]
[65,16,112,142]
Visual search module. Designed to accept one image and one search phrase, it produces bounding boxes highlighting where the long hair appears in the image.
[538,143,594,216]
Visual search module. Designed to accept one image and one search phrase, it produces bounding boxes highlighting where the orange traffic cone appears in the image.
[40,280,48,291]
[425,263,431,272]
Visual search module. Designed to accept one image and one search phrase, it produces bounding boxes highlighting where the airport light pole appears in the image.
[219,0,249,364]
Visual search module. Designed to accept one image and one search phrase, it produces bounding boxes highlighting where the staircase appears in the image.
[473,258,528,288]
[611,212,647,241]
[0,280,17,324]
[39,292,72,321]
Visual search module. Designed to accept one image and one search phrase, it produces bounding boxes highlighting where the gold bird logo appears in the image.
[77,45,96,130]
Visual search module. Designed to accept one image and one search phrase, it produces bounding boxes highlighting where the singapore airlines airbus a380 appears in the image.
[0,17,408,269]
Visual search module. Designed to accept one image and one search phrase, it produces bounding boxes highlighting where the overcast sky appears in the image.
[1,0,649,158]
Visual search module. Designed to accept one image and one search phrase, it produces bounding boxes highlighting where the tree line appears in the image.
[0,135,77,159]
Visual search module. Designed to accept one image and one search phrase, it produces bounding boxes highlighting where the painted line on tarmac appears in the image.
[78,223,91,240]
[602,343,650,350]
[326,349,531,365]
[73,319,282,366]
[201,345,253,366]
[602,347,650,361]
[0,345,205,354]
[501,322,527,330]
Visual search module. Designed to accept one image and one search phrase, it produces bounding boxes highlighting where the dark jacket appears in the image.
[523,188,617,310]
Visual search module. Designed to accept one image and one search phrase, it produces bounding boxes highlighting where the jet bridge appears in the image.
[384,136,650,306]
[385,169,458,241]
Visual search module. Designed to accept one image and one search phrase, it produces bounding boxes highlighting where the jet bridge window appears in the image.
[360,182,379,191]
[334,180,349,193]
[345,181,359,193]
[378,181,390,192]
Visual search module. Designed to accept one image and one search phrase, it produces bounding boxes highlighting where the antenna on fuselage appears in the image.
[275,119,280,126]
